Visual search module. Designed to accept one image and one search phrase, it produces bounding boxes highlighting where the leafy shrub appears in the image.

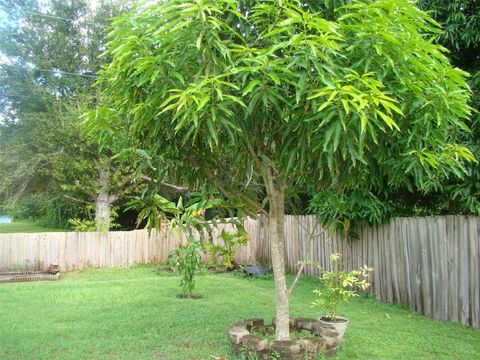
[204,228,248,269]
[68,205,120,231]
[14,194,49,221]
[168,237,203,295]
[308,190,392,236]
[15,194,83,228]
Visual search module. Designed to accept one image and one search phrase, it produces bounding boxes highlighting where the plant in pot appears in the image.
[204,228,248,271]
[312,253,372,340]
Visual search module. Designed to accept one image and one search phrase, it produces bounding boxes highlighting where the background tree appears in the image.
[311,0,480,228]
[0,0,136,230]
[101,0,473,340]
[416,0,480,214]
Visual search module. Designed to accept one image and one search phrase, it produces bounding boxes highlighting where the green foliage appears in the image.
[129,192,233,293]
[68,205,120,232]
[14,193,83,228]
[127,190,238,235]
[128,193,207,230]
[126,193,180,231]
[307,0,480,224]
[204,228,248,269]
[308,190,392,235]
[65,218,98,232]
[415,0,480,216]
[14,194,50,222]
[0,0,101,196]
[420,0,480,53]
[0,0,136,230]
[99,0,475,339]
[168,237,203,295]
[312,253,373,320]
[101,0,474,210]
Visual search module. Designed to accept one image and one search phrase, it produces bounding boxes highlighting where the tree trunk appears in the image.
[265,168,290,340]
[95,163,115,232]
[95,190,111,232]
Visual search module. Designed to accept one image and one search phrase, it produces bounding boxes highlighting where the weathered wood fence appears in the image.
[273,215,480,328]
[0,221,254,272]
[0,215,479,328]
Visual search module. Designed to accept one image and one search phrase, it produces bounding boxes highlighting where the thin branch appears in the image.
[63,194,91,204]
[239,130,262,170]
[288,218,329,296]
[297,218,327,239]
[203,168,267,217]
[141,175,189,192]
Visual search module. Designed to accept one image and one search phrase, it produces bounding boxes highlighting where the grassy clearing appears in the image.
[0,221,65,233]
[0,267,478,360]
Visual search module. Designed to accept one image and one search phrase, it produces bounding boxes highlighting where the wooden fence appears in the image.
[0,221,254,272]
[274,215,480,328]
[0,215,478,328]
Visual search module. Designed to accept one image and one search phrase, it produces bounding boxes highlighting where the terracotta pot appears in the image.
[318,316,349,340]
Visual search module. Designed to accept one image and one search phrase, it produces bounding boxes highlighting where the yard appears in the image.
[0,221,65,234]
[0,267,478,360]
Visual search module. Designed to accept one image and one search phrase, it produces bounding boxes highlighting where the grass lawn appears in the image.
[0,267,478,360]
[0,221,66,233]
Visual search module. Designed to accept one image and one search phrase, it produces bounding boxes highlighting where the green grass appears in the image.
[0,267,478,360]
[0,221,65,233]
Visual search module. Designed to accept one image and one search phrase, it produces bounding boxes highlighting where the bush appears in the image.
[204,228,248,269]
[14,194,84,228]
[168,237,203,296]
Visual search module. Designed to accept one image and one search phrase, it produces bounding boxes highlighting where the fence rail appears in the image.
[0,215,478,328]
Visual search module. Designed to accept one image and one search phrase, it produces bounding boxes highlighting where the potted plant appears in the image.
[312,253,372,340]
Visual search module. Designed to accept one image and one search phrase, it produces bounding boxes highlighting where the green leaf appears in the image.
[375,110,400,131]
[243,80,262,96]
[267,73,281,85]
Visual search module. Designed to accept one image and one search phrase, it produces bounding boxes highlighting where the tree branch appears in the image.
[203,167,267,217]
[63,194,91,204]
[141,175,189,192]
[288,217,328,296]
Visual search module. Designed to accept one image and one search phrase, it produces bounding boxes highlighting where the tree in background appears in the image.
[418,0,480,214]
[309,0,480,230]
[100,0,474,340]
[0,0,136,230]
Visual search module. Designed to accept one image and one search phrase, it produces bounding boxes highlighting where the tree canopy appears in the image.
[100,0,474,340]
[415,0,480,215]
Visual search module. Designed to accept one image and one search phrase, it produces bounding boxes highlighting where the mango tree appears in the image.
[100,0,473,340]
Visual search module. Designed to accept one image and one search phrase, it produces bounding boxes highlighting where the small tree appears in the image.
[312,253,372,321]
[168,237,203,297]
[101,0,473,340]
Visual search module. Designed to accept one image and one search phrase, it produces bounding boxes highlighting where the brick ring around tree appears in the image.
[228,317,341,359]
